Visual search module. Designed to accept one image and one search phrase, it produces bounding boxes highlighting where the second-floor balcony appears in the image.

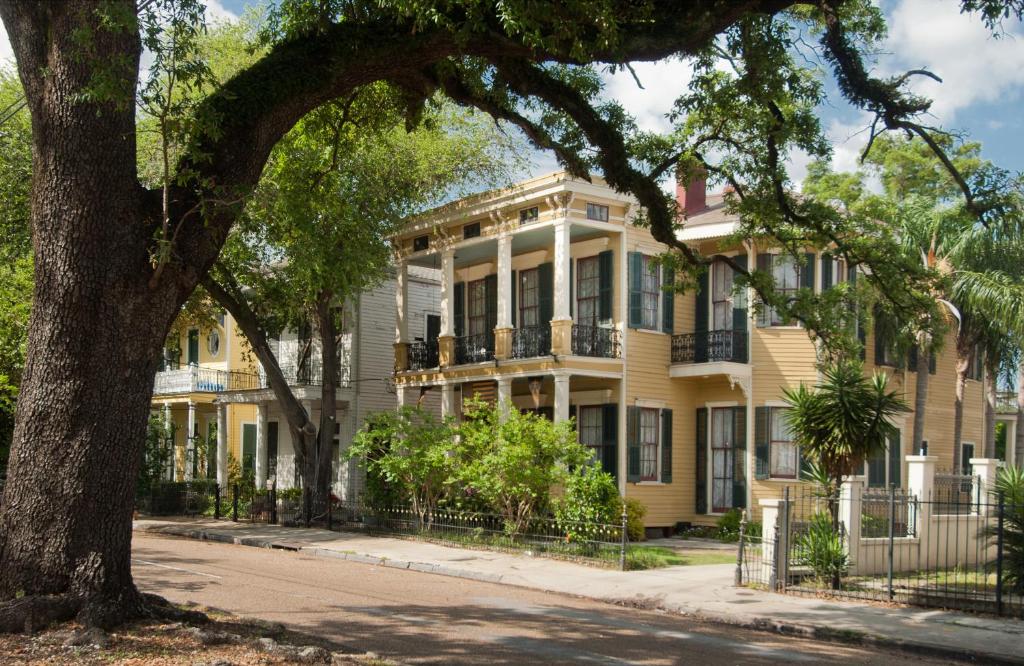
[510,325,551,359]
[671,330,748,364]
[455,332,495,365]
[154,359,350,396]
[571,324,620,358]
[408,340,440,370]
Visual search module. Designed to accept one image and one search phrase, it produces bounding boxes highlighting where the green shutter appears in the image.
[628,252,643,328]
[598,250,613,322]
[732,406,746,508]
[242,423,257,475]
[731,255,748,362]
[696,407,708,514]
[821,252,833,290]
[888,432,902,488]
[454,282,465,337]
[538,262,554,324]
[801,252,816,290]
[626,406,641,482]
[661,266,675,333]
[755,254,772,327]
[485,274,498,333]
[694,270,708,362]
[510,270,517,327]
[187,329,200,365]
[908,345,919,372]
[754,407,769,480]
[602,403,618,479]
[660,408,673,483]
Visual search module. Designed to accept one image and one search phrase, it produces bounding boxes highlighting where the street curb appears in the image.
[133,522,1018,665]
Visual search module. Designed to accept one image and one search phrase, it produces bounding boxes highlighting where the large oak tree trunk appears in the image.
[0,1,191,628]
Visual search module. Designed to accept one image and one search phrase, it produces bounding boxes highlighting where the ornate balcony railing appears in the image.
[154,365,260,394]
[260,360,350,388]
[454,332,495,365]
[997,390,1018,414]
[407,340,440,370]
[510,325,552,359]
[671,330,748,364]
[571,325,620,358]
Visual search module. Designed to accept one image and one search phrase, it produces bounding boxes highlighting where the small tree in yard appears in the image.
[987,465,1024,594]
[783,360,907,522]
[347,407,456,529]
[456,399,590,536]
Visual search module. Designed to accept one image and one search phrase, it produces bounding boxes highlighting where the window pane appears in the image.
[586,203,609,222]
[519,269,539,327]
[640,408,658,480]
[468,280,487,336]
[641,256,660,329]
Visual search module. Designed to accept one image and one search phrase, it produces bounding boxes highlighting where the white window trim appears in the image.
[636,405,663,483]
[765,405,799,482]
[757,251,807,329]
[422,311,440,341]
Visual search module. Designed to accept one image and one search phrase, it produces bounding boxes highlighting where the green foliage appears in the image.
[555,465,620,542]
[456,399,590,535]
[794,512,850,586]
[347,406,457,525]
[617,497,648,543]
[989,465,1024,593]
[136,413,172,498]
[784,360,907,500]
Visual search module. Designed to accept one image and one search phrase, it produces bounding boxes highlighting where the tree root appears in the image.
[0,591,208,634]
[0,594,81,634]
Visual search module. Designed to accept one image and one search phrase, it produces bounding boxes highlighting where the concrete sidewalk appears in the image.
[134,518,1024,664]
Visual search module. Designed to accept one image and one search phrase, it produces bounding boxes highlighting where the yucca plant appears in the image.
[794,512,850,588]
[987,464,1024,593]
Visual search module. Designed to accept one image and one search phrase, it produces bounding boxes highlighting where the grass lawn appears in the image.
[626,546,736,570]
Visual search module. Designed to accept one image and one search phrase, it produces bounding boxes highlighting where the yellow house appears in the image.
[391,171,997,533]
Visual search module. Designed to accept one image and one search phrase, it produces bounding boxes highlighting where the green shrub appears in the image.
[277,487,303,502]
[555,465,619,541]
[617,496,647,542]
[794,512,849,587]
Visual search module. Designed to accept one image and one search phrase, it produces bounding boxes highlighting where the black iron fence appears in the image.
[407,340,439,370]
[671,330,748,364]
[571,324,621,358]
[510,325,551,359]
[737,485,1024,617]
[454,332,495,364]
[136,480,222,518]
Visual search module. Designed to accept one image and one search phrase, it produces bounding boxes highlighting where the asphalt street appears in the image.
[132,533,954,665]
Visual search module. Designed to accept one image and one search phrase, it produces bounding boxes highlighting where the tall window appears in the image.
[639,408,659,481]
[759,255,799,326]
[578,406,603,463]
[712,261,734,330]
[711,408,735,512]
[519,269,540,327]
[586,202,609,222]
[467,279,487,337]
[576,256,600,326]
[641,255,660,330]
[769,407,797,479]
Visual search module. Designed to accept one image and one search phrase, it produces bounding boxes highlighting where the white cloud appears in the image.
[600,58,694,133]
[884,0,1024,122]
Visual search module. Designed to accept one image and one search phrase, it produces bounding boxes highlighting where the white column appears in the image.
[970,457,1001,514]
[185,401,196,481]
[396,385,408,409]
[440,249,456,336]
[216,403,228,488]
[441,384,456,418]
[553,374,570,423]
[255,402,268,487]
[553,221,572,321]
[395,259,409,343]
[497,378,512,421]
[497,234,512,329]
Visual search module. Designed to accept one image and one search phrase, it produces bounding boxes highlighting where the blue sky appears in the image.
[2,0,1021,182]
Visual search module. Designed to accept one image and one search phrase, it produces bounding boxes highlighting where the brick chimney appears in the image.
[676,170,707,217]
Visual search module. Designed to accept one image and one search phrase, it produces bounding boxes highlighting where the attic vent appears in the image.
[413,235,429,252]
[463,222,481,239]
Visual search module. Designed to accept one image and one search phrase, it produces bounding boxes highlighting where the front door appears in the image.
[267,421,279,481]
[426,314,441,343]
[711,407,735,512]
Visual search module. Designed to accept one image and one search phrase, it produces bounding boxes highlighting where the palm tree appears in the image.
[783,360,908,523]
